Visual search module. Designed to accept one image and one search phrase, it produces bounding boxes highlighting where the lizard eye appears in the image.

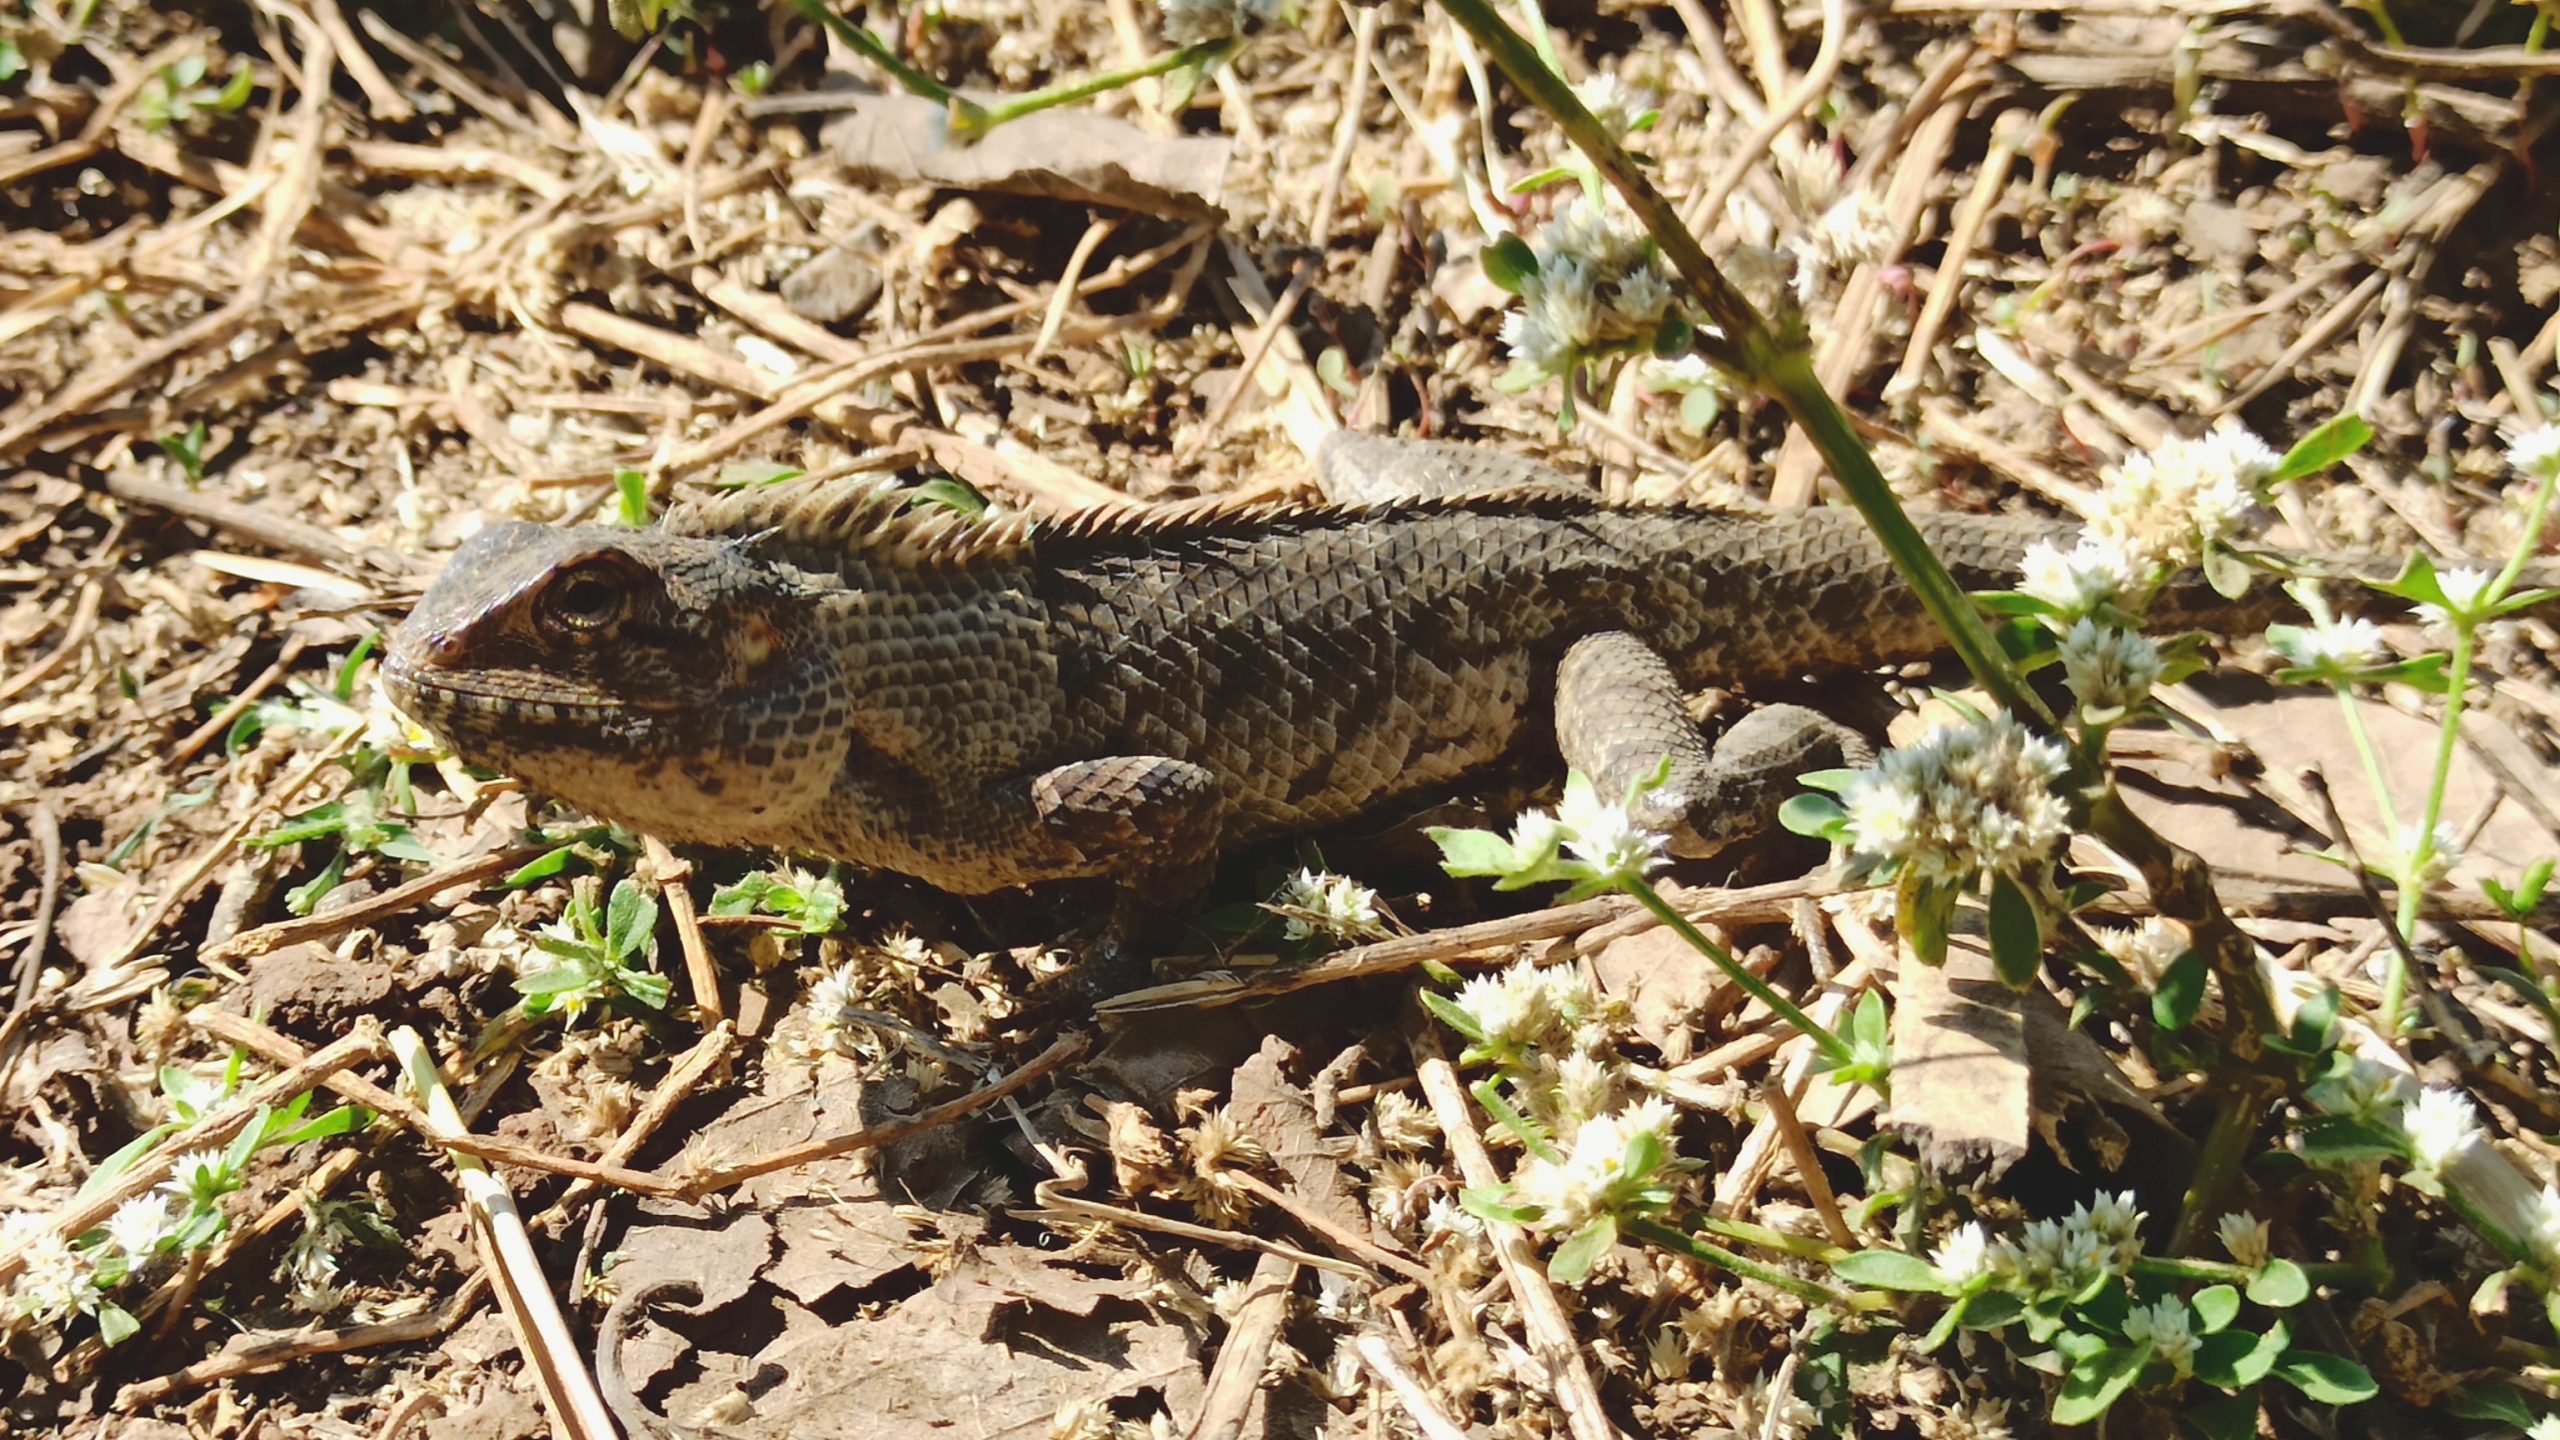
[539,563,629,635]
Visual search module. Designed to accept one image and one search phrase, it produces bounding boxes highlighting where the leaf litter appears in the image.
[0,0,2556,1437]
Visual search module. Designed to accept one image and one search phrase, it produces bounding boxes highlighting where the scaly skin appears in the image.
[386,446,2259,897]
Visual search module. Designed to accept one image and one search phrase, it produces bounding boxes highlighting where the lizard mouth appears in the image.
[382,656,681,722]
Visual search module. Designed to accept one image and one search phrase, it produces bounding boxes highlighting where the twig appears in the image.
[190,1007,687,1197]
[1882,110,2029,406]
[116,1273,491,1407]
[675,1031,1088,1198]
[643,838,722,1022]
[203,842,550,966]
[1683,0,1848,240]
[1353,1332,1474,1440]
[1758,1077,1855,1249]
[389,1026,618,1440]
[0,804,66,1082]
[1414,1034,1622,1440]
[1187,1252,1299,1440]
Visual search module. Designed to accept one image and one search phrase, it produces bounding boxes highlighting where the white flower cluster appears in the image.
[2084,423,2279,572]
[2269,613,2388,674]
[2529,1415,2560,1440]
[2399,1084,2482,1181]
[1928,1191,2146,1295]
[2020,535,2139,618]
[1500,195,1678,382]
[2094,916,2187,988]
[2122,1296,2198,1374]
[2414,566,2497,633]
[2057,618,2161,714]
[2508,425,2560,480]
[1571,74,1657,140]
[1839,713,2072,882]
[1449,959,1603,1055]
[2529,1185,2560,1269]
[1509,1096,1679,1238]
[3,1210,96,1327]
[1159,0,1294,44]
[2216,1212,2271,1269]
[1273,868,1386,942]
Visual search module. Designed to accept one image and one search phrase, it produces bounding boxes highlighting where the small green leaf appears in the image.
[1987,872,2042,989]
[95,1300,139,1346]
[2202,546,2254,600]
[2441,1379,2539,1426]
[1460,1186,1542,1226]
[2269,412,2373,485]
[504,845,581,888]
[1548,1214,1617,1283]
[604,879,657,965]
[1651,313,1694,359]
[2271,1350,2376,1404]
[2368,550,2444,608]
[2191,1283,2241,1334]
[1483,233,1539,295]
[2051,1343,2146,1425]
[2292,1115,2404,1165]
[614,469,651,526]
[2151,948,2206,1032]
[1829,1248,1949,1293]
[1779,793,1848,840]
[1417,988,1486,1044]
[1898,871,1954,969]
[1427,826,1519,877]
[2245,1257,2309,1308]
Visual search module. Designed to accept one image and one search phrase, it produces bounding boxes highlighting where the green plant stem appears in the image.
[2167,1076,2284,1253]
[789,0,977,115]
[1624,879,1850,1065]
[2128,1255,2372,1290]
[2382,622,2471,1034]
[959,42,1236,136]
[2379,462,2558,1033]
[2333,683,2400,838]
[1625,1216,1881,1310]
[1693,1213,1848,1265]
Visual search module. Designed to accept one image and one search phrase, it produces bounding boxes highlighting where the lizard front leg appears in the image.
[1029,755,1226,902]
[1555,631,1872,858]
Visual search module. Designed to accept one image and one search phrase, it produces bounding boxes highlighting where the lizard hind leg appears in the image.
[1027,754,1226,998]
[1554,631,1873,860]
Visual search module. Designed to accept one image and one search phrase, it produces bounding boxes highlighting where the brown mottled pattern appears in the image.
[385,462,2089,895]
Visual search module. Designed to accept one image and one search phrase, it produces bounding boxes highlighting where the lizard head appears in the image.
[385,522,853,846]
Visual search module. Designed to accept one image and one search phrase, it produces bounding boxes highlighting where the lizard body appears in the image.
[384,436,2243,897]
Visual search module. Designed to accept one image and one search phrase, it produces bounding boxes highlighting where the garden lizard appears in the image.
[383,433,2271,902]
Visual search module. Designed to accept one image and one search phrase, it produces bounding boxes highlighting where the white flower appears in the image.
[4,1221,96,1326]
[2507,425,2560,480]
[2072,1191,2145,1271]
[1311,1268,1363,1322]
[1449,961,1593,1052]
[1556,772,1669,883]
[803,962,863,1052]
[1648,354,1723,391]
[1572,74,1657,139]
[1931,1222,1995,1283]
[160,1149,237,1207]
[1507,808,1566,865]
[2400,1085,2483,1178]
[1511,1096,1679,1238]
[1810,192,1894,269]
[2269,614,2388,673]
[1552,1050,1618,1130]
[2395,821,2461,887]
[1837,713,2073,882]
[2307,1055,2402,1123]
[2095,917,2187,986]
[2020,535,2138,616]
[1419,1194,1485,1244]
[2415,566,2496,630]
[2123,1297,2197,1374]
[2058,619,2161,713]
[104,1197,175,1261]
[1501,195,1677,381]
[2530,1186,2560,1267]
[2085,423,2272,571]
[2217,1212,2272,1269]
[1274,869,1386,942]
[2528,1416,2560,1440]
